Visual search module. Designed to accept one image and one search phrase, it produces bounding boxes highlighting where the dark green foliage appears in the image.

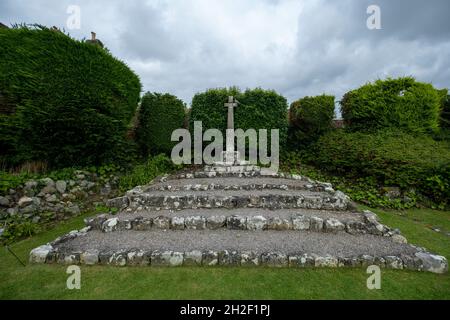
[119,154,182,192]
[309,130,450,207]
[1,215,40,244]
[440,94,450,129]
[288,95,335,148]
[280,152,418,209]
[0,25,141,168]
[136,92,186,155]
[341,77,442,134]
[432,93,450,142]
[189,87,288,146]
[0,171,32,194]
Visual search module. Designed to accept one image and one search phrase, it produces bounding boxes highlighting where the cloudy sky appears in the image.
[1,0,449,116]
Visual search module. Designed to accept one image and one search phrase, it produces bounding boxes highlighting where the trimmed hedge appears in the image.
[341,77,443,134]
[136,92,186,155]
[0,25,141,168]
[288,94,335,148]
[440,94,450,129]
[310,130,450,206]
[189,87,288,146]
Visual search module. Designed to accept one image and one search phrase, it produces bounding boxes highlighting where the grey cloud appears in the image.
[117,2,181,61]
[0,0,449,111]
[368,0,450,42]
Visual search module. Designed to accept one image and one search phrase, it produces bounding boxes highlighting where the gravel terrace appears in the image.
[55,229,417,257]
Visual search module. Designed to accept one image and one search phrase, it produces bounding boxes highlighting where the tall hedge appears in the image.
[440,94,450,129]
[0,25,141,168]
[341,77,442,134]
[189,87,288,146]
[310,129,450,206]
[288,94,335,148]
[136,92,186,155]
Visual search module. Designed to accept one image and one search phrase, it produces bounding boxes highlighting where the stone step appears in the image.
[167,167,302,179]
[108,189,350,211]
[29,228,448,273]
[84,209,397,237]
[142,176,334,193]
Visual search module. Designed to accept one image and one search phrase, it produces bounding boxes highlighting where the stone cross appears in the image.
[224,96,238,162]
[224,95,238,130]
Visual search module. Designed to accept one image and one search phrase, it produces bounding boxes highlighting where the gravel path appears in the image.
[56,229,416,257]
[114,208,362,221]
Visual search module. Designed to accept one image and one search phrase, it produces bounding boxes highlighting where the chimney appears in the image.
[91,32,96,41]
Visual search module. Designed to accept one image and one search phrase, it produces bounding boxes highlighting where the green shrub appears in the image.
[0,215,40,244]
[0,25,141,168]
[309,130,450,207]
[119,154,181,192]
[341,77,443,134]
[288,94,335,148]
[433,94,450,141]
[189,87,288,146]
[439,94,450,130]
[0,171,32,194]
[280,153,419,209]
[136,92,186,156]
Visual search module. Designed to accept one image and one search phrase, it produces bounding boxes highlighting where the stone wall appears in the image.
[0,170,119,238]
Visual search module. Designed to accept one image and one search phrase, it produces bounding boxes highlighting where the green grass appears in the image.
[0,208,449,299]
[367,207,450,259]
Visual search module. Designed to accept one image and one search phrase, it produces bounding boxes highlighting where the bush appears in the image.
[119,154,182,192]
[0,25,141,168]
[0,171,32,194]
[341,77,443,134]
[309,130,450,207]
[280,152,419,209]
[440,94,450,129]
[136,92,186,156]
[1,215,40,244]
[189,87,288,146]
[288,94,335,148]
[432,94,450,142]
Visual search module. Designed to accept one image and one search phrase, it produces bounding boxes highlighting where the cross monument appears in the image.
[223,96,238,164]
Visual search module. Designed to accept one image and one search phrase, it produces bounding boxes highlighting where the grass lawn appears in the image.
[0,208,449,299]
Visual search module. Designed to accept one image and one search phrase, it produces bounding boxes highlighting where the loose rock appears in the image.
[247,215,267,230]
[292,215,310,230]
[207,216,226,229]
[415,252,448,274]
[324,218,345,233]
[185,216,206,230]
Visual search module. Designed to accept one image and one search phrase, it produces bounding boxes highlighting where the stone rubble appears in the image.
[0,170,120,231]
